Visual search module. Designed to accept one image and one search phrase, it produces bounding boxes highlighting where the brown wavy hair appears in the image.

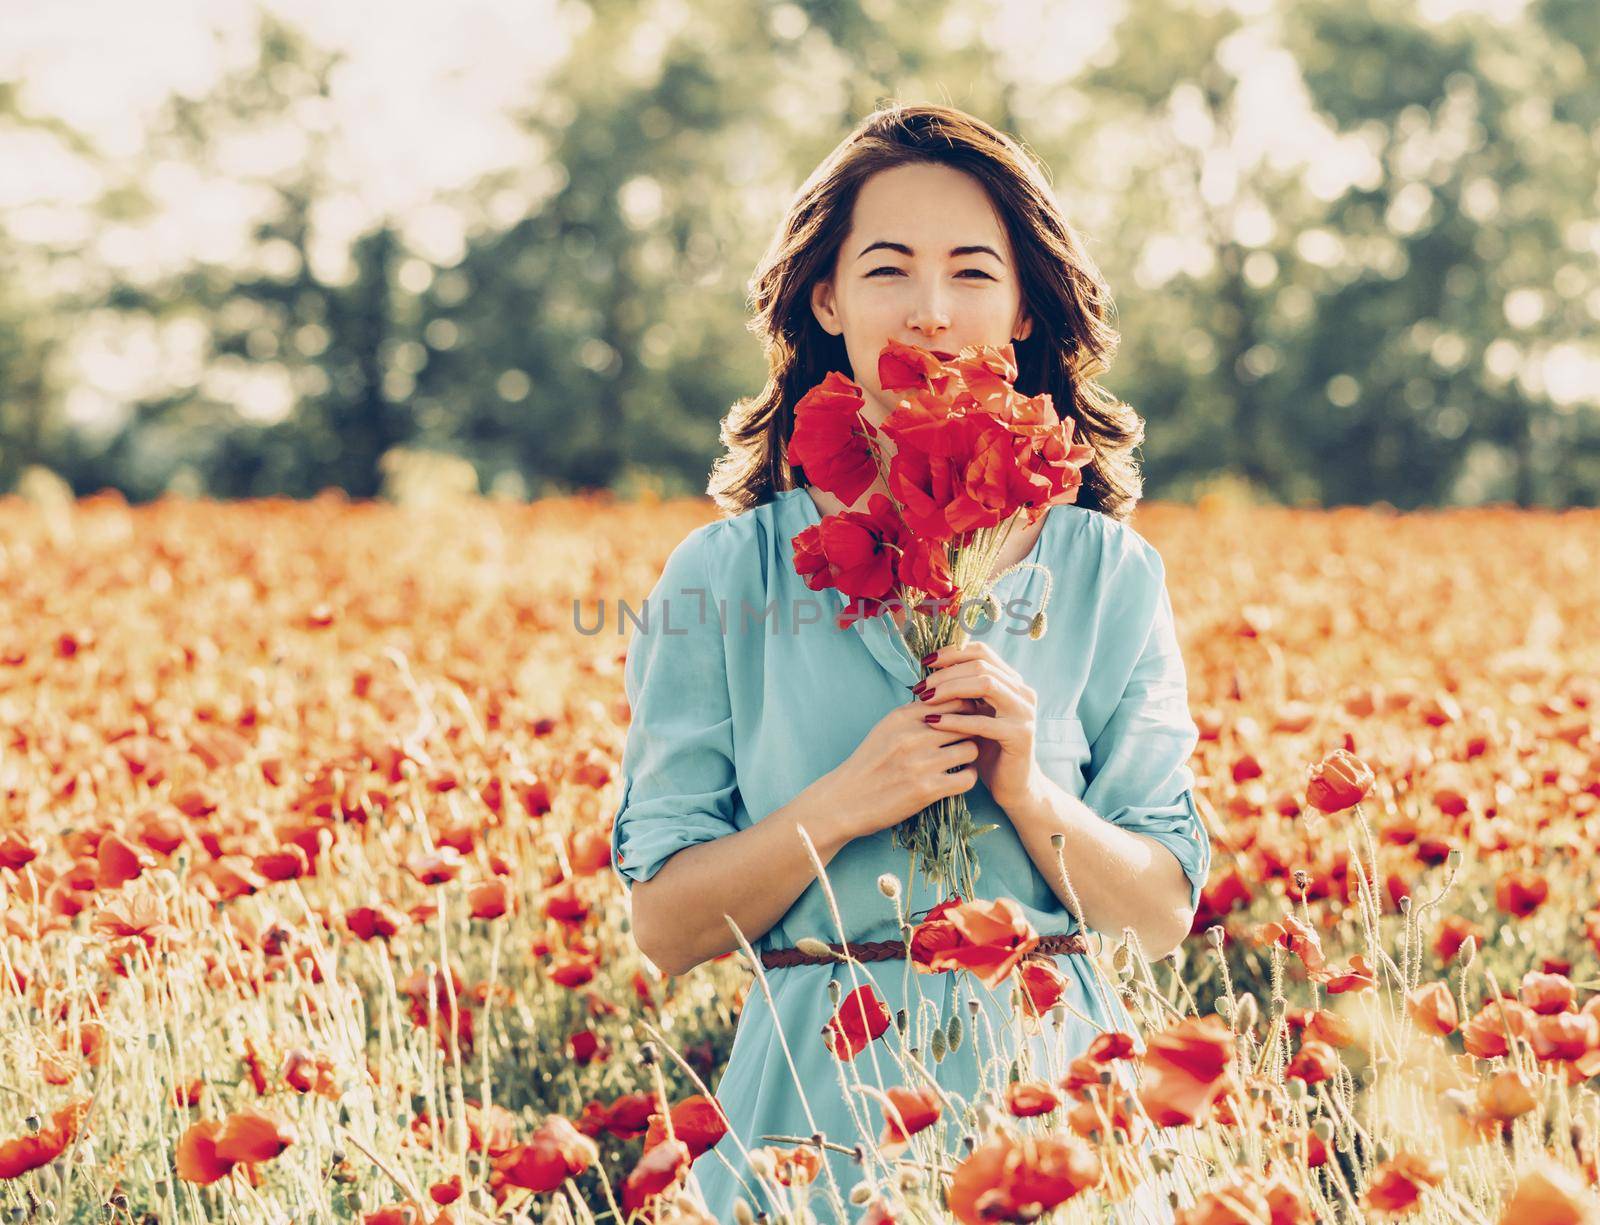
[707,101,1149,524]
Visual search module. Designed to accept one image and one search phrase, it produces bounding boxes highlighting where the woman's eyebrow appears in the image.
[855,240,1004,263]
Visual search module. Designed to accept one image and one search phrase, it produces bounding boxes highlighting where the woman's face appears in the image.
[811,161,1033,424]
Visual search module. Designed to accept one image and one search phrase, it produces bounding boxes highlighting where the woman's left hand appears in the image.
[912,640,1044,811]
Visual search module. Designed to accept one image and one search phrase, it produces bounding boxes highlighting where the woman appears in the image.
[610,103,1211,1223]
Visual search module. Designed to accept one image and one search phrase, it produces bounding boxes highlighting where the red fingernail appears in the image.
[911,681,927,696]
[924,714,941,723]
[920,651,938,666]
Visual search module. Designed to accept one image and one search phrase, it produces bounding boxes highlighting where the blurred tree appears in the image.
[1050,0,1600,509]
[1282,0,1600,507]
[0,81,74,491]
[77,15,416,499]
[414,0,1020,497]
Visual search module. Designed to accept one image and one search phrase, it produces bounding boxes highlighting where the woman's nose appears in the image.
[906,299,950,332]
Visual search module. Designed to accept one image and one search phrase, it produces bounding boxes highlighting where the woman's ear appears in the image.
[811,277,841,337]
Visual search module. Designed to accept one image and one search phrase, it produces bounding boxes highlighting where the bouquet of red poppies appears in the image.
[788,339,1095,898]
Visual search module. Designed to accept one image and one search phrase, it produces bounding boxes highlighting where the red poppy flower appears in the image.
[947,1130,1100,1225]
[621,1138,691,1215]
[254,845,310,881]
[1257,913,1326,974]
[1017,957,1068,1018]
[877,1085,941,1155]
[346,904,407,941]
[911,897,1040,990]
[467,878,512,920]
[1285,1039,1341,1085]
[1463,998,1533,1060]
[1520,971,1577,1016]
[788,370,879,508]
[1307,1009,1356,1047]
[1363,1150,1444,1214]
[1405,982,1460,1037]
[822,983,892,1061]
[1476,1069,1537,1123]
[1495,869,1548,917]
[214,1107,295,1164]
[95,834,152,889]
[1086,1031,1138,1063]
[1496,1162,1596,1225]
[0,1100,90,1179]
[642,1094,729,1159]
[405,847,464,886]
[176,1120,232,1185]
[1314,954,1377,994]
[1137,1015,1237,1127]
[1005,1082,1060,1118]
[1305,748,1375,813]
[493,1116,599,1193]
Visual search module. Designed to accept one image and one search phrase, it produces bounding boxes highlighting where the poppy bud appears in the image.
[877,874,900,900]
[849,1184,873,1205]
[796,937,835,959]
[1028,611,1047,640]
[1235,994,1259,1031]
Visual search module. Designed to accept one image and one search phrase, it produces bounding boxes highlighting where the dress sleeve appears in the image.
[1081,547,1212,916]
[609,526,741,893]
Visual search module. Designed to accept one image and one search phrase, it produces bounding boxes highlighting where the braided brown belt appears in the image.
[759,931,1090,970]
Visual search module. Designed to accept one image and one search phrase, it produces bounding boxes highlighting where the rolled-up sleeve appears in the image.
[610,526,741,893]
[1082,547,1212,915]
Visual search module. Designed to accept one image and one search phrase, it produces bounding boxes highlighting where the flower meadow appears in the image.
[2,488,1600,1224]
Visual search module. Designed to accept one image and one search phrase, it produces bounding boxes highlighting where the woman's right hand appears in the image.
[826,696,982,841]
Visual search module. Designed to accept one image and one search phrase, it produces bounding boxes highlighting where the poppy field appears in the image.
[2,488,1600,1224]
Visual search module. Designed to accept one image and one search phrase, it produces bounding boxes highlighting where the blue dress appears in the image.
[610,487,1211,1223]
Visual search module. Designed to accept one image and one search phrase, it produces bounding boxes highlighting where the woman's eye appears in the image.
[867,268,994,280]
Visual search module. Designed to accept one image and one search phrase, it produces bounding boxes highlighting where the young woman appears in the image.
[610,103,1211,1223]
